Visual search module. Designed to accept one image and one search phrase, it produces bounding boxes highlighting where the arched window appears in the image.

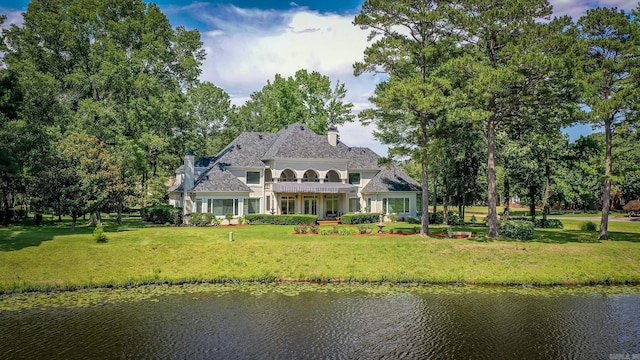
[264,168,273,183]
[302,169,319,182]
[324,170,340,183]
[279,169,296,182]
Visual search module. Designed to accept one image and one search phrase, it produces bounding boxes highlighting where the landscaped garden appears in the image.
[1,213,639,294]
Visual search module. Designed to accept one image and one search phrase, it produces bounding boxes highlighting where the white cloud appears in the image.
[197,5,388,154]
[0,8,24,27]
[200,8,369,92]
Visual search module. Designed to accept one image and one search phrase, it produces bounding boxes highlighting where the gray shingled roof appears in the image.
[262,123,346,160]
[361,165,422,193]
[192,165,252,192]
[215,132,279,167]
[343,147,381,169]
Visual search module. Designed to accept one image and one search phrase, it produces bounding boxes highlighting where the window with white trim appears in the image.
[281,196,295,214]
[382,197,410,214]
[211,199,239,216]
[246,171,261,185]
[348,198,360,213]
[348,173,361,185]
[245,198,260,214]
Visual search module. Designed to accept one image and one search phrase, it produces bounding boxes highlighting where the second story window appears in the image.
[247,171,260,185]
[348,173,361,185]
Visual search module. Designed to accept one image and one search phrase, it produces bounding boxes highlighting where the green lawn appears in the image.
[1,217,639,293]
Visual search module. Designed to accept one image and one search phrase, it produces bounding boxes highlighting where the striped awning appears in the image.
[272,182,358,194]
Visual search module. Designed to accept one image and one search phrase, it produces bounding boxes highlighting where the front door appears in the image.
[325,195,339,218]
[304,197,317,215]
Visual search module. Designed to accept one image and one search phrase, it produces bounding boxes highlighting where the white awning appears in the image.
[272,182,358,194]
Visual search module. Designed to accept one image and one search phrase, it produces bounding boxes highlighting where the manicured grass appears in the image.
[1,218,639,293]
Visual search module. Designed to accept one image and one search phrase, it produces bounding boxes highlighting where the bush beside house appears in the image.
[245,214,318,225]
[140,205,182,225]
[340,213,382,224]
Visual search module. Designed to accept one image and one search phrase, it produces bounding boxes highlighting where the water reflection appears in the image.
[1,288,639,359]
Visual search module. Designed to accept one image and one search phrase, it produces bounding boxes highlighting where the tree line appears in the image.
[353,0,640,239]
[0,0,352,230]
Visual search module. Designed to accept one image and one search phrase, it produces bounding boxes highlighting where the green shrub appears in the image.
[498,220,534,241]
[534,219,564,229]
[429,211,464,225]
[470,215,477,225]
[188,213,219,227]
[93,222,108,243]
[407,217,421,224]
[581,221,598,231]
[140,205,182,225]
[244,214,318,225]
[339,228,355,236]
[340,213,382,224]
[225,213,233,224]
[357,225,371,234]
[389,213,399,222]
[293,224,307,234]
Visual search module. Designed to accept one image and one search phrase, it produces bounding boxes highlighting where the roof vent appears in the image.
[300,125,304,130]
[258,134,263,140]
[236,144,242,150]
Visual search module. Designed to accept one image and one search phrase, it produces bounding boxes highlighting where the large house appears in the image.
[168,123,421,220]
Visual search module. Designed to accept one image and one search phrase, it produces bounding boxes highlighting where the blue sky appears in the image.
[2,0,638,155]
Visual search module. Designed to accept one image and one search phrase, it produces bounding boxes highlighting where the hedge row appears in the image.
[140,205,182,225]
[244,214,318,225]
[498,220,534,241]
[340,213,382,224]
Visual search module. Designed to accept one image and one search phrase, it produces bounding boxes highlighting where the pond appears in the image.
[1,284,639,359]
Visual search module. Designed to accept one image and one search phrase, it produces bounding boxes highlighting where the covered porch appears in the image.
[272,182,358,220]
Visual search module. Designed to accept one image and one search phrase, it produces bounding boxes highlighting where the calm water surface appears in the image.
[1,286,639,359]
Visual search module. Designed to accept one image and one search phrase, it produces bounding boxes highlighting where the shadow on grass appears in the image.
[420,224,640,244]
[533,229,640,244]
[0,217,139,251]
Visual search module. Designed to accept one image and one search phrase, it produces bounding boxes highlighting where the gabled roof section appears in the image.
[192,164,252,192]
[362,165,422,193]
[212,132,278,168]
[343,147,381,169]
[262,123,347,160]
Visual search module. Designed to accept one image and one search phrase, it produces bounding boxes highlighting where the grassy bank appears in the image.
[1,218,639,293]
